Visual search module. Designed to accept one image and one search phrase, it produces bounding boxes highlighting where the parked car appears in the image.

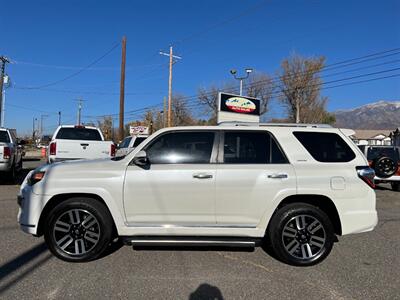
[47,125,116,163]
[18,123,377,266]
[0,128,24,181]
[358,145,400,191]
[36,135,52,149]
[116,134,148,157]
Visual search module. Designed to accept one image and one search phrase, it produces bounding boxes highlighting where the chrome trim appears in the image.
[128,238,256,247]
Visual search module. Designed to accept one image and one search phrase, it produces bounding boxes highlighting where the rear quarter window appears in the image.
[293,132,356,163]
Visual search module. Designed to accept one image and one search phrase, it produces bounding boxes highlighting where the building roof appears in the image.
[352,130,392,140]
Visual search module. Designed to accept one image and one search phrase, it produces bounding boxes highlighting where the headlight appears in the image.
[27,170,46,186]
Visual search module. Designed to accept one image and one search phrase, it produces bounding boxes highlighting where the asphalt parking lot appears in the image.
[0,159,399,300]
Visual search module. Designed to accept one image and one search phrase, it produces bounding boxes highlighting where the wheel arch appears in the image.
[271,194,342,235]
[37,193,117,237]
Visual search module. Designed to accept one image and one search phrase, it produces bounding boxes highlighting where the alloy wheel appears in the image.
[281,214,326,260]
[52,209,101,256]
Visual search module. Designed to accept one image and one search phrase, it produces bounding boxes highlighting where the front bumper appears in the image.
[17,174,51,236]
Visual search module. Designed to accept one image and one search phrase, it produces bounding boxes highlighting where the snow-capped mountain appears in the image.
[334,101,400,129]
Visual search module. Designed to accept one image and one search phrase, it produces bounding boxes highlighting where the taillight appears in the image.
[368,160,373,167]
[110,144,116,157]
[3,147,11,159]
[356,166,375,189]
[396,162,400,176]
[49,142,57,155]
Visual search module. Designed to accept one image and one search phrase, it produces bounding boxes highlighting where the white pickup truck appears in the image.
[0,128,23,181]
[48,125,116,163]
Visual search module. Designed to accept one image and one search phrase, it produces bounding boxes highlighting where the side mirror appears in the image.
[133,150,149,167]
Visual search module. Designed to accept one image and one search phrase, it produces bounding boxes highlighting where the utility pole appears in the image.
[75,98,84,125]
[160,46,181,127]
[40,114,48,137]
[58,111,61,126]
[163,96,166,127]
[119,36,127,141]
[32,117,37,141]
[0,56,10,127]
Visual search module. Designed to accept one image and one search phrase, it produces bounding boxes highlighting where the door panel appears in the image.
[123,130,218,226]
[124,164,216,225]
[216,164,296,226]
[215,130,296,226]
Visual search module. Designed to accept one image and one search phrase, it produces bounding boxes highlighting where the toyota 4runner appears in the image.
[18,123,377,266]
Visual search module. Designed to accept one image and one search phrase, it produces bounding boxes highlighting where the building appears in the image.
[351,130,392,146]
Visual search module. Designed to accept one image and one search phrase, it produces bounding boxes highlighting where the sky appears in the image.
[1,0,400,135]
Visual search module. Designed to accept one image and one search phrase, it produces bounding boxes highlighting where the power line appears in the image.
[171,0,269,46]
[20,42,120,90]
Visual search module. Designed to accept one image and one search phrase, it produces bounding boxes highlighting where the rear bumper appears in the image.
[375,175,400,183]
[340,211,378,235]
[339,188,378,235]
[0,160,12,172]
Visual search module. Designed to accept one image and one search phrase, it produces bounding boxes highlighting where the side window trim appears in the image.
[219,130,289,164]
[142,130,218,165]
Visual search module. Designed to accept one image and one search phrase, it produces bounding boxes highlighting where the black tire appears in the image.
[373,156,397,178]
[391,182,400,192]
[6,164,16,184]
[44,197,115,262]
[267,203,335,266]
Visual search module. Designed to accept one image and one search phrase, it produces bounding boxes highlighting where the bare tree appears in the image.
[245,72,274,114]
[97,116,113,140]
[278,54,335,124]
[171,94,195,126]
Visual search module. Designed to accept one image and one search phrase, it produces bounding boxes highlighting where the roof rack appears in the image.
[217,121,332,128]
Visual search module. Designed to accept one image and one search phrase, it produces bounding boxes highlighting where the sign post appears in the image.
[217,92,261,124]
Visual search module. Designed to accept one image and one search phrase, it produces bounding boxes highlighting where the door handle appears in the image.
[80,143,89,147]
[268,173,288,179]
[193,173,213,179]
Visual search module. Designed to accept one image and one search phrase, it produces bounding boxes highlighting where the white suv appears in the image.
[17,123,377,266]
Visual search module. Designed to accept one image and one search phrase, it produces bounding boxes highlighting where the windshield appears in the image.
[56,128,102,141]
[0,131,10,143]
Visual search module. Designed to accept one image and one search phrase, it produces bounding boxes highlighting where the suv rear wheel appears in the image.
[44,197,114,262]
[267,203,335,266]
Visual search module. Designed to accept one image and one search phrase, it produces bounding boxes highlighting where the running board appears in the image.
[122,236,258,248]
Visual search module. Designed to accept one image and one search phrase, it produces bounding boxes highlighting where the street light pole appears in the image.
[230,68,253,96]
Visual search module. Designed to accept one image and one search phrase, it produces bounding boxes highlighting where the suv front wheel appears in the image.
[267,203,335,266]
[44,197,114,262]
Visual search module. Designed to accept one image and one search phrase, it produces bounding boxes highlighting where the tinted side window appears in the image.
[367,147,399,161]
[120,137,132,148]
[223,131,287,164]
[0,131,10,143]
[145,132,214,164]
[133,137,147,147]
[293,132,356,162]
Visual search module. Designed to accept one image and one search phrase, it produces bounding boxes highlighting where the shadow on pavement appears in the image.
[189,283,224,300]
[0,242,53,294]
[0,242,48,282]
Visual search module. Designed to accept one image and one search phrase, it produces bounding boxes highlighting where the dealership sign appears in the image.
[217,92,261,123]
[130,126,149,135]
